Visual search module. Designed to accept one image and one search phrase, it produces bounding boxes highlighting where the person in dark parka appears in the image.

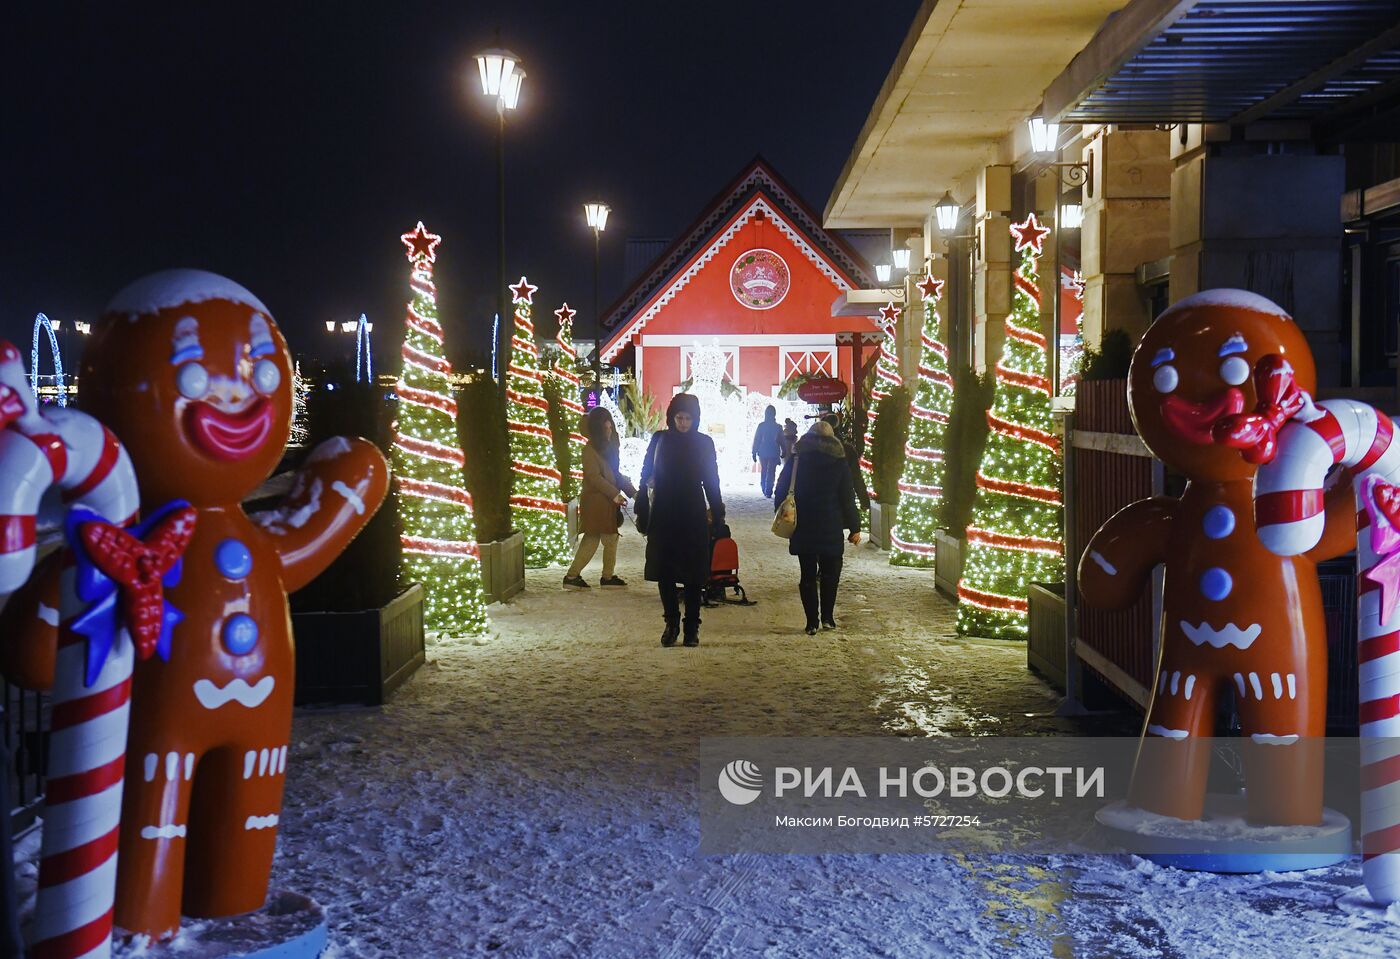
[774,420,861,634]
[751,405,783,498]
[639,393,724,647]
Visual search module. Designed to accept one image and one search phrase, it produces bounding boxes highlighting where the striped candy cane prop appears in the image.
[1217,354,1400,905]
[0,340,197,958]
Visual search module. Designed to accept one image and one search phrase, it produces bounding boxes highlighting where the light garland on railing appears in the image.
[391,221,490,635]
[890,275,953,568]
[956,213,1065,639]
[506,276,571,567]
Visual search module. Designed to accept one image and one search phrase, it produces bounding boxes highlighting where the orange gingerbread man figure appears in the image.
[1078,289,1353,825]
[61,270,387,937]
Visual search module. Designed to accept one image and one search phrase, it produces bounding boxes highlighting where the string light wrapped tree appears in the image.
[859,301,903,512]
[890,274,953,567]
[506,276,571,567]
[552,302,587,501]
[956,213,1064,639]
[392,221,490,635]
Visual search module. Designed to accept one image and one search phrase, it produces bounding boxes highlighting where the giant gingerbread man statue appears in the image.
[1078,289,1353,826]
[4,270,388,940]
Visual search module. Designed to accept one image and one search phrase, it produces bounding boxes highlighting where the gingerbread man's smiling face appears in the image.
[1128,290,1316,483]
[80,270,292,506]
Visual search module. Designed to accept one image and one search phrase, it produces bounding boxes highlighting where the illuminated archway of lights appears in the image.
[356,313,373,383]
[30,313,66,407]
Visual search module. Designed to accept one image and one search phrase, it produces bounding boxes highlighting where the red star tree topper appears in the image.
[877,301,902,327]
[401,221,442,264]
[510,276,538,305]
[1010,212,1050,256]
[916,274,945,301]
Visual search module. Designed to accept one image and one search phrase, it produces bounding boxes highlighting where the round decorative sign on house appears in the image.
[797,376,848,405]
[730,249,791,310]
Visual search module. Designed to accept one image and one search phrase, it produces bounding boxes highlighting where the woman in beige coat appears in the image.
[563,406,638,589]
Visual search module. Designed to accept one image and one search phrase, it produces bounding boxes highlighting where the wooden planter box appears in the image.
[293,583,424,706]
[1027,582,1068,691]
[934,529,963,601]
[480,531,526,604]
[869,500,895,550]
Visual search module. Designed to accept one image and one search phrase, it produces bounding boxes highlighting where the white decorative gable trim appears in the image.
[602,197,853,361]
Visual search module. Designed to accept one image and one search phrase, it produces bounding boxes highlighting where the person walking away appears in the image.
[751,405,783,498]
[780,419,798,462]
[773,420,861,634]
[639,393,724,647]
[564,407,636,589]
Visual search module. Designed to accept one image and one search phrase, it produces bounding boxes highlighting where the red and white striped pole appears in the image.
[0,341,141,958]
[1224,355,1400,904]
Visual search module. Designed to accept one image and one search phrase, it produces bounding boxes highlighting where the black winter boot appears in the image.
[661,618,680,647]
[682,620,700,647]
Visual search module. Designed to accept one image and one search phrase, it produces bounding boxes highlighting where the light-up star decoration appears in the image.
[510,276,538,306]
[877,301,901,328]
[1011,212,1050,256]
[400,221,442,264]
[554,303,577,327]
[916,274,945,301]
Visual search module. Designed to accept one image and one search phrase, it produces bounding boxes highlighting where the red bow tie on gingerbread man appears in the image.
[69,503,198,682]
[1213,354,1310,464]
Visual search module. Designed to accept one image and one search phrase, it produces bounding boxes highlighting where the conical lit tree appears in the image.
[506,277,571,567]
[552,303,587,502]
[956,213,1064,639]
[859,301,903,512]
[392,221,490,635]
[890,275,953,567]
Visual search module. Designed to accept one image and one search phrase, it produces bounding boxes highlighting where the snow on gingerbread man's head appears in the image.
[1127,289,1316,482]
[79,269,293,506]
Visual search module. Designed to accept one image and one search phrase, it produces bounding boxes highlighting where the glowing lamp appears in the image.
[341,320,358,333]
[500,67,526,111]
[875,262,893,284]
[474,48,519,97]
[1028,115,1059,154]
[934,192,960,233]
[325,320,336,332]
[892,248,911,271]
[49,318,61,332]
[584,202,611,232]
[74,321,91,335]
[1061,203,1083,229]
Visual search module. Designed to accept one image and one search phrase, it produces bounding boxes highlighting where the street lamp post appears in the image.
[473,47,524,392]
[583,201,610,373]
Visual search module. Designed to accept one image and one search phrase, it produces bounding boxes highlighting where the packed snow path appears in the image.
[274,492,1400,957]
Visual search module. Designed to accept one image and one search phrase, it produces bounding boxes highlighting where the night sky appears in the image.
[2,1,919,374]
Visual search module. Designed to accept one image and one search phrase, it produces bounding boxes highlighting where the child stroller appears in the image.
[705,523,755,606]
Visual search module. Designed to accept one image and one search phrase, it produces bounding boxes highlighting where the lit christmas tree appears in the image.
[956,213,1064,639]
[392,221,490,635]
[552,302,587,502]
[890,274,953,567]
[289,360,309,447]
[506,277,571,567]
[859,301,903,511]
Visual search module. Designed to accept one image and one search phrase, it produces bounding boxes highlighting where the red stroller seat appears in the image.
[705,525,754,606]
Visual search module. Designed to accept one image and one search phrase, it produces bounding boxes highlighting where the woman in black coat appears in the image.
[638,393,724,647]
[773,420,861,634]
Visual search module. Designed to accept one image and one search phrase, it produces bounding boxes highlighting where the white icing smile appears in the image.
[1180,621,1261,650]
[193,676,275,710]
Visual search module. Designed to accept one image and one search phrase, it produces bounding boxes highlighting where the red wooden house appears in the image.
[600,158,878,401]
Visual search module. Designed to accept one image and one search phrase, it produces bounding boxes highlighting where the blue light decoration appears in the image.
[492,312,501,382]
[355,313,373,383]
[30,313,66,407]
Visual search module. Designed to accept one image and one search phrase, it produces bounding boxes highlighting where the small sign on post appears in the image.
[797,376,849,405]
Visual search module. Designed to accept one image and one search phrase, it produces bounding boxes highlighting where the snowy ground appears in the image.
[266,490,1400,957]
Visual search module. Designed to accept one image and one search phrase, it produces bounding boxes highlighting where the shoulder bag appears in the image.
[771,454,798,539]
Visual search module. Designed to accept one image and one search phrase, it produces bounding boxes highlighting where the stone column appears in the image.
[1169,124,1345,385]
[975,165,1012,373]
[1079,126,1172,349]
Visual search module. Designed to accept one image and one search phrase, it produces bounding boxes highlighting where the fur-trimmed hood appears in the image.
[794,432,845,459]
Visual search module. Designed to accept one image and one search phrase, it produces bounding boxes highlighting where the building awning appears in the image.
[823,0,1128,229]
[1044,0,1400,126]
